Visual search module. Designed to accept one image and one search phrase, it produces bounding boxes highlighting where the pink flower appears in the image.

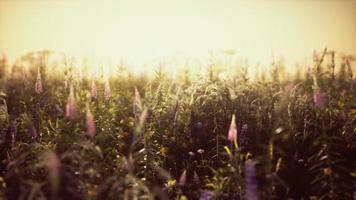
[313,87,325,108]
[104,80,112,100]
[228,114,237,141]
[178,170,187,187]
[65,85,75,120]
[35,70,43,94]
[91,80,97,99]
[85,104,96,137]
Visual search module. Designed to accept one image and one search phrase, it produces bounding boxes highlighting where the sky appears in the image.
[0,0,355,71]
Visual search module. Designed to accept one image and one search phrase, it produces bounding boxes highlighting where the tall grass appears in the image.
[0,49,355,200]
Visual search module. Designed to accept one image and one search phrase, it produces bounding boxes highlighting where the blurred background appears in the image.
[0,0,355,71]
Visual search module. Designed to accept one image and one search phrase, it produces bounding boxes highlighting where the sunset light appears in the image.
[0,1,355,199]
[1,0,355,73]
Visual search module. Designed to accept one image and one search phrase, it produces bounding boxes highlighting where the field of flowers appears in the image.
[0,49,355,200]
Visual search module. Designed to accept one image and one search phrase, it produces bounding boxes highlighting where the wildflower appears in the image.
[178,170,187,187]
[244,161,259,200]
[104,79,112,100]
[35,69,43,94]
[85,104,96,137]
[65,85,75,120]
[313,87,325,108]
[239,124,248,147]
[90,80,97,99]
[188,151,195,156]
[133,87,142,117]
[199,190,216,200]
[197,149,205,154]
[228,114,237,142]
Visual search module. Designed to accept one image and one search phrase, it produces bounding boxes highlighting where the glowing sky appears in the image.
[1,0,355,69]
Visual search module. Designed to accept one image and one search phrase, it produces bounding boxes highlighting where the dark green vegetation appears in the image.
[0,50,355,200]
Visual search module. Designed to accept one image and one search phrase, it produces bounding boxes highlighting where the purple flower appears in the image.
[90,80,97,99]
[228,114,237,142]
[35,70,43,94]
[85,105,96,137]
[244,161,259,200]
[65,85,75,120]
[178,170,187,187]
[313,87,325,108]
[200,190,216,200]
[104,80,112,100]
[239,124,248,147]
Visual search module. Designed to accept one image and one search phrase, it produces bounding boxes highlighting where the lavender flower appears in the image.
[228,114,237,142]
[90,80,97,99]
[85,104,96,137]
[200,190,216,200]
[104,79,112,100]
[239,124,248,147]
[244,161,259,200]
[178,170,187,187]
[313,87,325,108]
[35,69,43,94]
[65,85,75,120]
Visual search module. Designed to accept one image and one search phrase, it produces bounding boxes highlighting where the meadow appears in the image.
[0,49,355,200]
